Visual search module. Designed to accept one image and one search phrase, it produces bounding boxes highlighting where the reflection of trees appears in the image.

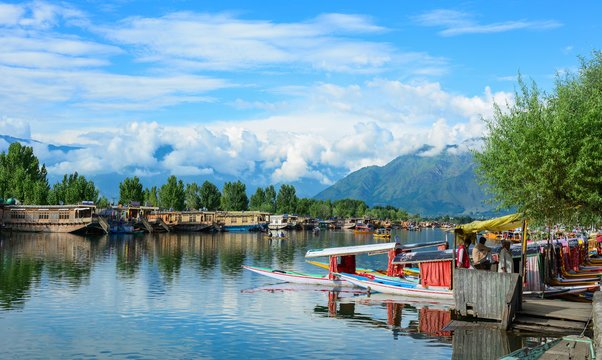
[155,235,184,282]
[0,233,104,310]
[218,233,246,275]
[114,237,145,278]
[0,255,43,310]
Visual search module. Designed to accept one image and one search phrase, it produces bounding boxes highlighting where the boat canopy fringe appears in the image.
[454,213,524,236]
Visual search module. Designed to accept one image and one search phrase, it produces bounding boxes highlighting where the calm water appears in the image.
[0,229,529,359]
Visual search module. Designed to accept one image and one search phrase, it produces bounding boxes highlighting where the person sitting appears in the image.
[472,236,492,270]
[498,240,514,273]
[456,238,471,269]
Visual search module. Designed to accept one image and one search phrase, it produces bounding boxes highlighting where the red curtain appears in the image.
[386,249,404,276]
[419,308,451,336]
[339,255,356,274]
[421,260,452,288]
[328,256,338,279]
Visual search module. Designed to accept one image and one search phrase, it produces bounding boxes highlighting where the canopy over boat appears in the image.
[305,242,397,258]
[393,244,540,265]
[455,213,524,236]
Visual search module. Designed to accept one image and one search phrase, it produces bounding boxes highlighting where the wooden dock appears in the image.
[513,298,592,335]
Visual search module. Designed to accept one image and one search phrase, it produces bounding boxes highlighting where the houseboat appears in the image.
[146,211,215,232]
[268,214,297,230]
[342,218,361,229]
[215,211,269,231]
[1,204,98,233]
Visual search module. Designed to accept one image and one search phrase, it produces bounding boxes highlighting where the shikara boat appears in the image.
[338,273,453,300]
[242,266,348,286]
[373,228,392,239]
[244,242,405,286]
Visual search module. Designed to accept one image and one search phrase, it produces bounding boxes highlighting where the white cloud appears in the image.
[0,116,31,138]
[23,78,510,186]
[98,12,398,73]
[0,4,25,26]
[414,9,562,36]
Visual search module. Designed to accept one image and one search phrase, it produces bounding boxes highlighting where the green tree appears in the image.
[475,52,602,224]
[119,177,144,205]
[296,198,316,216]
[309,200,332,219]
[96,196,111,209]
[199,181,221,210]
[0,142,49,204]
[276,184,297,214]
[48,172,99,205]
[159,175,185,210]
[184,182,202,210]
[221,181,248,211]
[263,185,277,213]
[143,186,159,207]
[249,187,265,210]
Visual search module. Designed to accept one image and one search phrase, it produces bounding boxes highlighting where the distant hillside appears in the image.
[314,149,499,216]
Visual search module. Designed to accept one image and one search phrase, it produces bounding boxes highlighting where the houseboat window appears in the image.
[10,212,25,219]
[59,212,69,220]
[242,216,248,223]
[38,212,49,220]
[231,217,238,224]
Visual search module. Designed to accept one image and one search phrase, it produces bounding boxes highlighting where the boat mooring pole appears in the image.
[451,231,456,290]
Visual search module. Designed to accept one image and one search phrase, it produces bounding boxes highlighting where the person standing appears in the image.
[498,240,514,273]
[456,238,471,268]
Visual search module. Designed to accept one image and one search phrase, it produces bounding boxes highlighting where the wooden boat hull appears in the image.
[243,265,350,287]
[338,273,453,300]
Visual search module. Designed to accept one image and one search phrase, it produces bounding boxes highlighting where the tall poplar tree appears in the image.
[475,51,602,224]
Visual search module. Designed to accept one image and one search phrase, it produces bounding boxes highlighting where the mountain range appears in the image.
[314,146,500,217]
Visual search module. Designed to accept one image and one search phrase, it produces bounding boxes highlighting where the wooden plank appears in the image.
[512,324,584,336]
[514,316,587,330]
[520,301,592,323]
[524,298,592,310]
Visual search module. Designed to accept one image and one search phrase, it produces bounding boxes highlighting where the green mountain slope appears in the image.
[314,150,497,216]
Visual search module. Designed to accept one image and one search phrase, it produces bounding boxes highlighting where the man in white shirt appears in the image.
[498,240,514,273]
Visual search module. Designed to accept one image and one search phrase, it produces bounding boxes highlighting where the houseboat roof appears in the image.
[4,204,96,210]
[305,242,397,258]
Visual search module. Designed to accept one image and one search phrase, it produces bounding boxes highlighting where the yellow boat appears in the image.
[373,228,392,239]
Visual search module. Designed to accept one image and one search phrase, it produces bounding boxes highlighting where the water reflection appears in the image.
[0,228,527,359]
[0,232,103,309]
[314,291,454,342]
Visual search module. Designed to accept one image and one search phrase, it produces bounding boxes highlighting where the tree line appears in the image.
[0,142,413,219]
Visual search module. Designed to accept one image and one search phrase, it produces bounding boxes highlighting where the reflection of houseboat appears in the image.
[215,211,269,231]
[268,214,297,230]
[1,204,98,233]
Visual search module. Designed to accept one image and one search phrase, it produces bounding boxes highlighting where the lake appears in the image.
[0,229,530,359]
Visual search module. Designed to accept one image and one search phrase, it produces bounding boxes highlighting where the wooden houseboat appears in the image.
[1,204,98,233]
[215,211,269,231]
[268,214,297,230]
[146,211,215,232]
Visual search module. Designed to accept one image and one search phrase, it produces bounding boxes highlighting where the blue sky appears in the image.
[0,0,599,196]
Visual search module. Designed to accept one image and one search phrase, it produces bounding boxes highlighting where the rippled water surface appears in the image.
[0,229,526,359]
